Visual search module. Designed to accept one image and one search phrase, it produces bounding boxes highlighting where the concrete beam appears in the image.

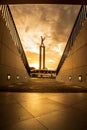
[0,0,87,4]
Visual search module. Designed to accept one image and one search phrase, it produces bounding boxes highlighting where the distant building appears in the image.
[30,69,56,79]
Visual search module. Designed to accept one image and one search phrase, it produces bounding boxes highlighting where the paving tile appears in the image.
[0,92,17,104]
[13,93,47,103]
[48,93,87,106]
[0,103,34,127]
[1,89,87,130]
[2,118,48,130]
[37,108,87,130]
[72,100,87,111]
[20,97,68,117]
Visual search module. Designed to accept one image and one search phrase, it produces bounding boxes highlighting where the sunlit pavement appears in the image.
[0,79,87,130]
[0,92,87,130]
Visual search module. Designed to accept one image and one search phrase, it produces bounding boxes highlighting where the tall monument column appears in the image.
[39,36,45,70]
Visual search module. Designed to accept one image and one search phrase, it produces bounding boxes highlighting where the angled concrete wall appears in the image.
[56,19,87,87]
[0,12,29,87]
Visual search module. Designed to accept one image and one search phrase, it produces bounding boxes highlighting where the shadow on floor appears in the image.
[0,79,87,93]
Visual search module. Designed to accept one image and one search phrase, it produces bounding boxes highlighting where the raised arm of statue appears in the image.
[41,36,45,45]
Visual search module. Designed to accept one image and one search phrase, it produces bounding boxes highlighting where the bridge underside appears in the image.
[0,0,87,4]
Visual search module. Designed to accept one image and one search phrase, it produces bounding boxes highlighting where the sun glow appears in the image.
[10,4,80,69]
[30,63,39,69]
[52,43,65,56]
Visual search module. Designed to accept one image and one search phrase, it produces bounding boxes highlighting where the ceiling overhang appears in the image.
[0,0,87,4]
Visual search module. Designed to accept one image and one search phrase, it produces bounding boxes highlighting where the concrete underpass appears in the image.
[0,3,87,130]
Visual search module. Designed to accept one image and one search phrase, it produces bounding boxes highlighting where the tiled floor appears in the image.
[0,92,87,130]
[0,79,87,130]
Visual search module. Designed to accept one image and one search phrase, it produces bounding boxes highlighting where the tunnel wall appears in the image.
[0,12,29,87]
[56,19,87,87]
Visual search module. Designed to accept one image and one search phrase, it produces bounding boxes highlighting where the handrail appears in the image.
[0,5,30,75]
[56,5,87,75]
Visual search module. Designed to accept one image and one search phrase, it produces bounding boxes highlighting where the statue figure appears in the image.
[39,36,45,69]
[41,36,45,46]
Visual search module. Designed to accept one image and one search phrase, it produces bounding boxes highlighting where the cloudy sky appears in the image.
[10,4,80,70]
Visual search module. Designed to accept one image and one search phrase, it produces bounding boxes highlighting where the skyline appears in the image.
[10,4,80,70]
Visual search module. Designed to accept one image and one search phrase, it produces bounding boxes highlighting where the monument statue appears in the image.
[39,36,45,69]
[41,36,45,45]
